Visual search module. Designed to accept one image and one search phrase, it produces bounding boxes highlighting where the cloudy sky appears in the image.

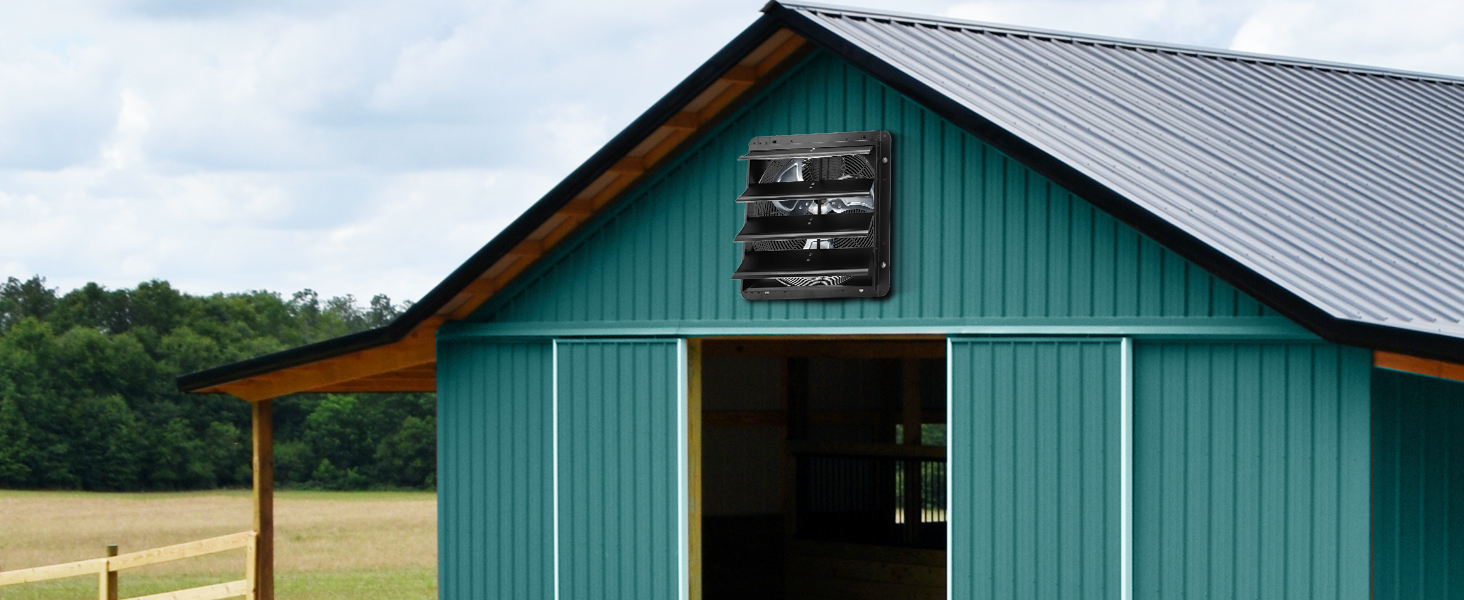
[2,0,1462,304]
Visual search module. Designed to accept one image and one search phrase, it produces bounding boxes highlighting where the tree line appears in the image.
[0,276,435,491]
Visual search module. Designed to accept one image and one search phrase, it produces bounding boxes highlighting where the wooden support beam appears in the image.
[252,400,274,600]
[1375,350,1464,384]
[686,339,703,600]
[901,359,923,541]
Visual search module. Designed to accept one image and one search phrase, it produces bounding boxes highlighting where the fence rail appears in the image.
[0,531,257,600]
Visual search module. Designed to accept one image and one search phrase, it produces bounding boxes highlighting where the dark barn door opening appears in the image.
[698,338,947,600]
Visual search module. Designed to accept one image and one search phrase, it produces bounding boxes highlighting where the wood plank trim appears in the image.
[723,64,758,83]
[1375,350,1464,383]
[194,30,809,401]
[664,112,703,130]
[506,240,544,258]
[686,339,703,600]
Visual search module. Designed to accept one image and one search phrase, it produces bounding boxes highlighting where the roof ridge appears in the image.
[774,0,1464,87]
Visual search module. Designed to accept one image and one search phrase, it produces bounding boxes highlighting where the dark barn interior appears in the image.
[700,339,948,600]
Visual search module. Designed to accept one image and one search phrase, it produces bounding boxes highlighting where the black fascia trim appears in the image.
[177,14,789,393]
[765,2,1464,364]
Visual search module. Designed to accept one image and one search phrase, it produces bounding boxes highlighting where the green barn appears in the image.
[181,3,1464,599]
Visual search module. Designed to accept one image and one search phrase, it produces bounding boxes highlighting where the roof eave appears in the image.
[177,13,795,394]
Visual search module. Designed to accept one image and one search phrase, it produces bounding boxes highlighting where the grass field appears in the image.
[0,490,435,600]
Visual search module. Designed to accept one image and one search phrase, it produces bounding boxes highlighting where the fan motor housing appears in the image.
[732,130,893,300]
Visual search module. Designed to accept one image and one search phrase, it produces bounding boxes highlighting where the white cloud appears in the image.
[1230,0,1464,76]
[0,0,1461,305]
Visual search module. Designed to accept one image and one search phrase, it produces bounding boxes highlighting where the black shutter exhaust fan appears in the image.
[732,130,892,300]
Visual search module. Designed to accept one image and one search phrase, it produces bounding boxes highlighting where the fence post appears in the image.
[98,545,117,600]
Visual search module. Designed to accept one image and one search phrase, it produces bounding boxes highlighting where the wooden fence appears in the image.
[0,531,257,600]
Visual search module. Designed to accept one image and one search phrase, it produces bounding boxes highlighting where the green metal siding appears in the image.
[1132,342,1370,600]
[467,50,1279,329]
[437,340,554,600]
[1372,368,1464,600]
[555,339,683,600]
[949,338,1122,600]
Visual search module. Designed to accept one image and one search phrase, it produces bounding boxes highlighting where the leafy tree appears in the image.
[0,275,435,491]
[0,394,33,485]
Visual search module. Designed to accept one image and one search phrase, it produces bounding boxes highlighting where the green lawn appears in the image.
[0,490,436,600]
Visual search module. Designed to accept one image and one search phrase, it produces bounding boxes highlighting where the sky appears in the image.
[1,0,1462,305]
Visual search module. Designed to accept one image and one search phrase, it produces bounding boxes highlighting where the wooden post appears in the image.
[784,358,809,540]
[901,359,923,541]
[252,399,274,600]
[99,545,117,600]
[686,339,703,600]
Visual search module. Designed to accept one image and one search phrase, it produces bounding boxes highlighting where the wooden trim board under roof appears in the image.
[1374,351,1464,386]
[190,28,809,402]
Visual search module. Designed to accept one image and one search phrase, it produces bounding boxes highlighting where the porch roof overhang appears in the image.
[180,2,1464,401]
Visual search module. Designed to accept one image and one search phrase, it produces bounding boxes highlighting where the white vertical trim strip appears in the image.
[946,336,954,600]
[551,340,561,600]
[1120,337,1134,600]
[676,339,690,600]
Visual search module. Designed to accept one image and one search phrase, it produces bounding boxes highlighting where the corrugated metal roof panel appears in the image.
[783,2,1464,340]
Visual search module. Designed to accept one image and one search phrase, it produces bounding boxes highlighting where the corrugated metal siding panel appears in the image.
[436,341,554,600]
[794,7,1464,339]
[1132,342,1370,599]
[471,50,1273,326]
[555,339,681,600]
[1372,368,1464,600]
[949,339,1121,599]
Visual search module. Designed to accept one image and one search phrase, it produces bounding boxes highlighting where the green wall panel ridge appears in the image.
[1372,368,1464,600]
[437,341,554,600]
[949,338,1122,600]
[555,339,683,600]
[469,50,1277,328]
[1132,342,1370,600]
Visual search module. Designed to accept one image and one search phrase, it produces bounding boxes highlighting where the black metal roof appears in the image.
[181,3,1464,392]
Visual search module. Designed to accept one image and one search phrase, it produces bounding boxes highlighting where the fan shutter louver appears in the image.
[731,130,892,300]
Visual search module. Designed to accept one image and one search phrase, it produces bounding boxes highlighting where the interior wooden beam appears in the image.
[1375,350,1464,384]
[704,339,945,359]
